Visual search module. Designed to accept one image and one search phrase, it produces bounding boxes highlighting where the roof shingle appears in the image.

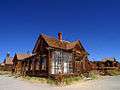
[42,34,80,50]
[33,33,86,53]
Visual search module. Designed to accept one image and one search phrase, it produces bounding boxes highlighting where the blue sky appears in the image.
[0,0,120,62]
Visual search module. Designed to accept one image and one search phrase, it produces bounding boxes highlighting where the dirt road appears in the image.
[0,75,120,90]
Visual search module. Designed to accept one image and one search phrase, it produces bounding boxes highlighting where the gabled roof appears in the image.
[33,33,87,53]
[14,53,33,60]
[42,34,68,49]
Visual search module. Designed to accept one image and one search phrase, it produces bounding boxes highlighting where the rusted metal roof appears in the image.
[33,33,86,53]
[15,54,33,60]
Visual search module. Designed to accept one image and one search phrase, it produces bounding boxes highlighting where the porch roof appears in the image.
[14,53,34,61]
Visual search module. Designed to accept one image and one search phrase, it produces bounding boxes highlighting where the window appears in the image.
[51,51,62,74]
[54,51,62,74]
[63,52,73,73]
[41,56,46,70]
[51,51,73,74]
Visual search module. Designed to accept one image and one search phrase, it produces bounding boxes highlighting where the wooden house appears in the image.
[13,32,91,78]
[31,32,90,77]
[12,53,33,75]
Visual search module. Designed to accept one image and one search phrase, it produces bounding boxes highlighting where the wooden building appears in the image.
[12,53,33,75]
[0,53,13,71]
[13,32,91,78]
[91,58,120,70]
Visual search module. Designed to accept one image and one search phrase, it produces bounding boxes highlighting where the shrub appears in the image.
[63,76,83,85]
[106,70,120,76]
[89,71,99,80]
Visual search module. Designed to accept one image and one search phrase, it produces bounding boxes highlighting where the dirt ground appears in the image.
[0,75,120,90]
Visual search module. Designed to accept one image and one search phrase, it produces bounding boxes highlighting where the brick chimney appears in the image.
[58,32,62,42]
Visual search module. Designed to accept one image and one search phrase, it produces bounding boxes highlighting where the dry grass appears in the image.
[11,72,100,86]
[0,71,11,75]
[63,76,83,85]
[1,70,120,86]
[18,76,56,85]
[104,69,120,76]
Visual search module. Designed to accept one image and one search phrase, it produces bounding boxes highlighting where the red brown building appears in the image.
[13,32,91,77]
[12,53,33,75]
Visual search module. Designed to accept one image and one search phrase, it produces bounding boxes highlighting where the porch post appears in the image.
[33,58,36,75]
[72,51,76,74]
[83,55,87,72]
[48,50,51,76]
